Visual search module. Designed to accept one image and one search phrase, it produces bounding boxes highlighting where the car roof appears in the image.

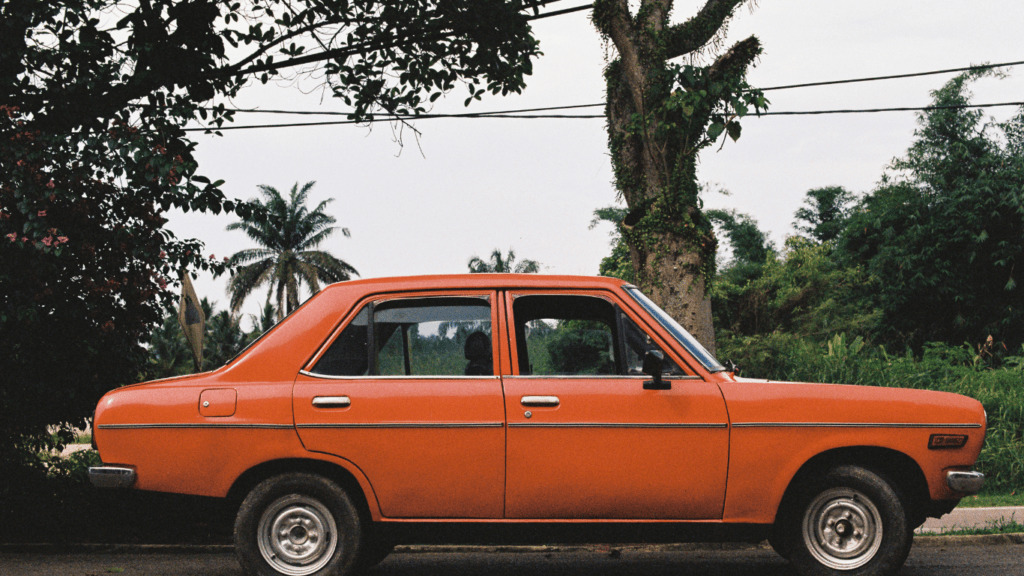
[320,274,632,295]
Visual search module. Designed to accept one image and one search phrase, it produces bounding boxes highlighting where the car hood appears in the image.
[721,377,986,428]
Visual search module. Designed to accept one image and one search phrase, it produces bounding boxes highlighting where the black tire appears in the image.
[777,465,911,576]
[235,473,363,576]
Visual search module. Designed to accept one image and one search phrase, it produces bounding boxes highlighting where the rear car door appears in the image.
[294,292,506,519]
[502,290,730,519]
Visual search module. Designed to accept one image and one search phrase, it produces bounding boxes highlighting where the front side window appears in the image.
[311,297,493,377]
[512,294,683,376]
[624,286,724,372]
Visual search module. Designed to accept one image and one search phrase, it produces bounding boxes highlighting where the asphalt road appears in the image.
[2,544,1022,576]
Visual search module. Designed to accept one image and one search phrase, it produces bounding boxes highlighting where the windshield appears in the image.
[624,287,725,373]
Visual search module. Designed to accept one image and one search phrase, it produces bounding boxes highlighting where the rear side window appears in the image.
[311,297,493,377]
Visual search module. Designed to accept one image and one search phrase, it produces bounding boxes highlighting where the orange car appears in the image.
[90,275,986,576]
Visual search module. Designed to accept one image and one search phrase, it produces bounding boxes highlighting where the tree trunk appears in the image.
[594,0,763,357]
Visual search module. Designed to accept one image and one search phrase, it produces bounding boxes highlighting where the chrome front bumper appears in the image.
[89,466,136,489]
[947,470,985,495]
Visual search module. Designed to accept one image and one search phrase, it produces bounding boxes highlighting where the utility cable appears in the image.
[184,101,1024,131]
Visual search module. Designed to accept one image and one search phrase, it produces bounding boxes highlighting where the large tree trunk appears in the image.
[594,0,762,357]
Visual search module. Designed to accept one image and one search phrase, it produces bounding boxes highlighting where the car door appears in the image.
[502,290,730,519]
[294,292,506,519]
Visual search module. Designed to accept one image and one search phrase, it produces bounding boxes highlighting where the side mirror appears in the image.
[642,350,670,390]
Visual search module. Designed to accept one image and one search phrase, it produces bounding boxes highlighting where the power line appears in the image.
[757,59,1024,91]
[184,101,1024,131]
[193,58,1024,120]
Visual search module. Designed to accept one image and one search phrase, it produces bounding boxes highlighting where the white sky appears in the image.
[168,0,1024,325]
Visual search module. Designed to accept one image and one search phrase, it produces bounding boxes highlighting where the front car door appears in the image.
[502,289,730,519]
[294,291,506,519]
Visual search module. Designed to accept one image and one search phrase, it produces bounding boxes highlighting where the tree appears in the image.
[2,1,541,468]
[794,186,855,243]
[468,248,540,273]
[227,182,357,320]
[590,205,634,282]
[145,298,258,380]
[591,0,767,355]
[707,208,775,270]
[840,70,1024,351]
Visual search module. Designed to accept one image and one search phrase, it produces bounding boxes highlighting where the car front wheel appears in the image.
[779,465,912,576]
[235,473,362,576]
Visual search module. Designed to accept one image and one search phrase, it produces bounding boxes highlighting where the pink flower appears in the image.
[37,210,46,217]
[159,251,166,258]
[223,256,228,262]
[41,236,53,247]
[209,254,216,260]
[5,232,15,242]
[158,277,167,289]
[46,180,54,189]
[21,237,28,243]
[57,236,68,244]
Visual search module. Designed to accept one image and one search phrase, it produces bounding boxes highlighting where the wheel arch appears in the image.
[778,446,930,527]
[226,457,380,522]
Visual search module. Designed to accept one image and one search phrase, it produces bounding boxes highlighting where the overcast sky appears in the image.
[169,0,1024,324]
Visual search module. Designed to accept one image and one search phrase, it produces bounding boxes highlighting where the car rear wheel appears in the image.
[235,473,362,576]
[778,465,911,576]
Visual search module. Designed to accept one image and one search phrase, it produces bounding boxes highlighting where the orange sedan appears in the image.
[90,275,986,576]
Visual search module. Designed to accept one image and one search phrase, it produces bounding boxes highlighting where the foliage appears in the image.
[1,0,541,478]
[707,208,775,270]
[145,298,264,380]
[839,71,1024,352]
[227,181,357,320]
[467,248,540,273]
[590,206,634,282]
[712,237,878,342]
[591,0,767,353]
[793,186,855,243]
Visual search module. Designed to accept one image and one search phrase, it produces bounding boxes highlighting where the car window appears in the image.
[310,297,493,377]
[620,313,684,376]
[512,294,683,377]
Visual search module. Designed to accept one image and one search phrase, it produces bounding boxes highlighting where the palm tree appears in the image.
[226,181,357,321]
[468,248,540,274]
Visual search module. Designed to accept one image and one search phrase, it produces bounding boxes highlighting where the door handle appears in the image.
[312,396,351,408]
[521,395,559,407]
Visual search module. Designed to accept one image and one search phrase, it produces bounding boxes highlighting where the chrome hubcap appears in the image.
[257,495,338,575]
[802,487,882,570]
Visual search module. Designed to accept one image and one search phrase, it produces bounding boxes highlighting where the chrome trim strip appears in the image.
[296,422,504,429]
[731,422,983,429]
[312,396,351,408]
[508,422,727,429]
[88,466,136,489]
[298,370,499,381]
[97,423,293,429]
[504,375,702,380]
[947,471,985,494]
[521,395,559,407]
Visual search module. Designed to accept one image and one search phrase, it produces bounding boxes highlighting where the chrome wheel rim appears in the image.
[802,487,883,570]
[257,495,338,576]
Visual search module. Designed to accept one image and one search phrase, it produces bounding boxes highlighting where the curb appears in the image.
[2,534,1021,555]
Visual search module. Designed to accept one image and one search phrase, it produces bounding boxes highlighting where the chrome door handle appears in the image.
[312,396,351,408]
[521,395,559,407]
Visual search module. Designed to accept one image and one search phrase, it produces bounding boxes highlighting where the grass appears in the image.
[930,516,1024,536]
[957,492,1024,508]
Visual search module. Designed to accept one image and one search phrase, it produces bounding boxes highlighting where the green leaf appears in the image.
[727,121,741,142]
[707,122,726,141]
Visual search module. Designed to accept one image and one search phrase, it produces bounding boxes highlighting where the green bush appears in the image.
[720,334,1024,492]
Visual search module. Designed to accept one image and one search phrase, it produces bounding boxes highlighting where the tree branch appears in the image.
[662,0,745,60]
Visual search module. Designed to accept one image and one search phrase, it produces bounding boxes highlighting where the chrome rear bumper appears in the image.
[947,470,985,495]
[89,466,136,489]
